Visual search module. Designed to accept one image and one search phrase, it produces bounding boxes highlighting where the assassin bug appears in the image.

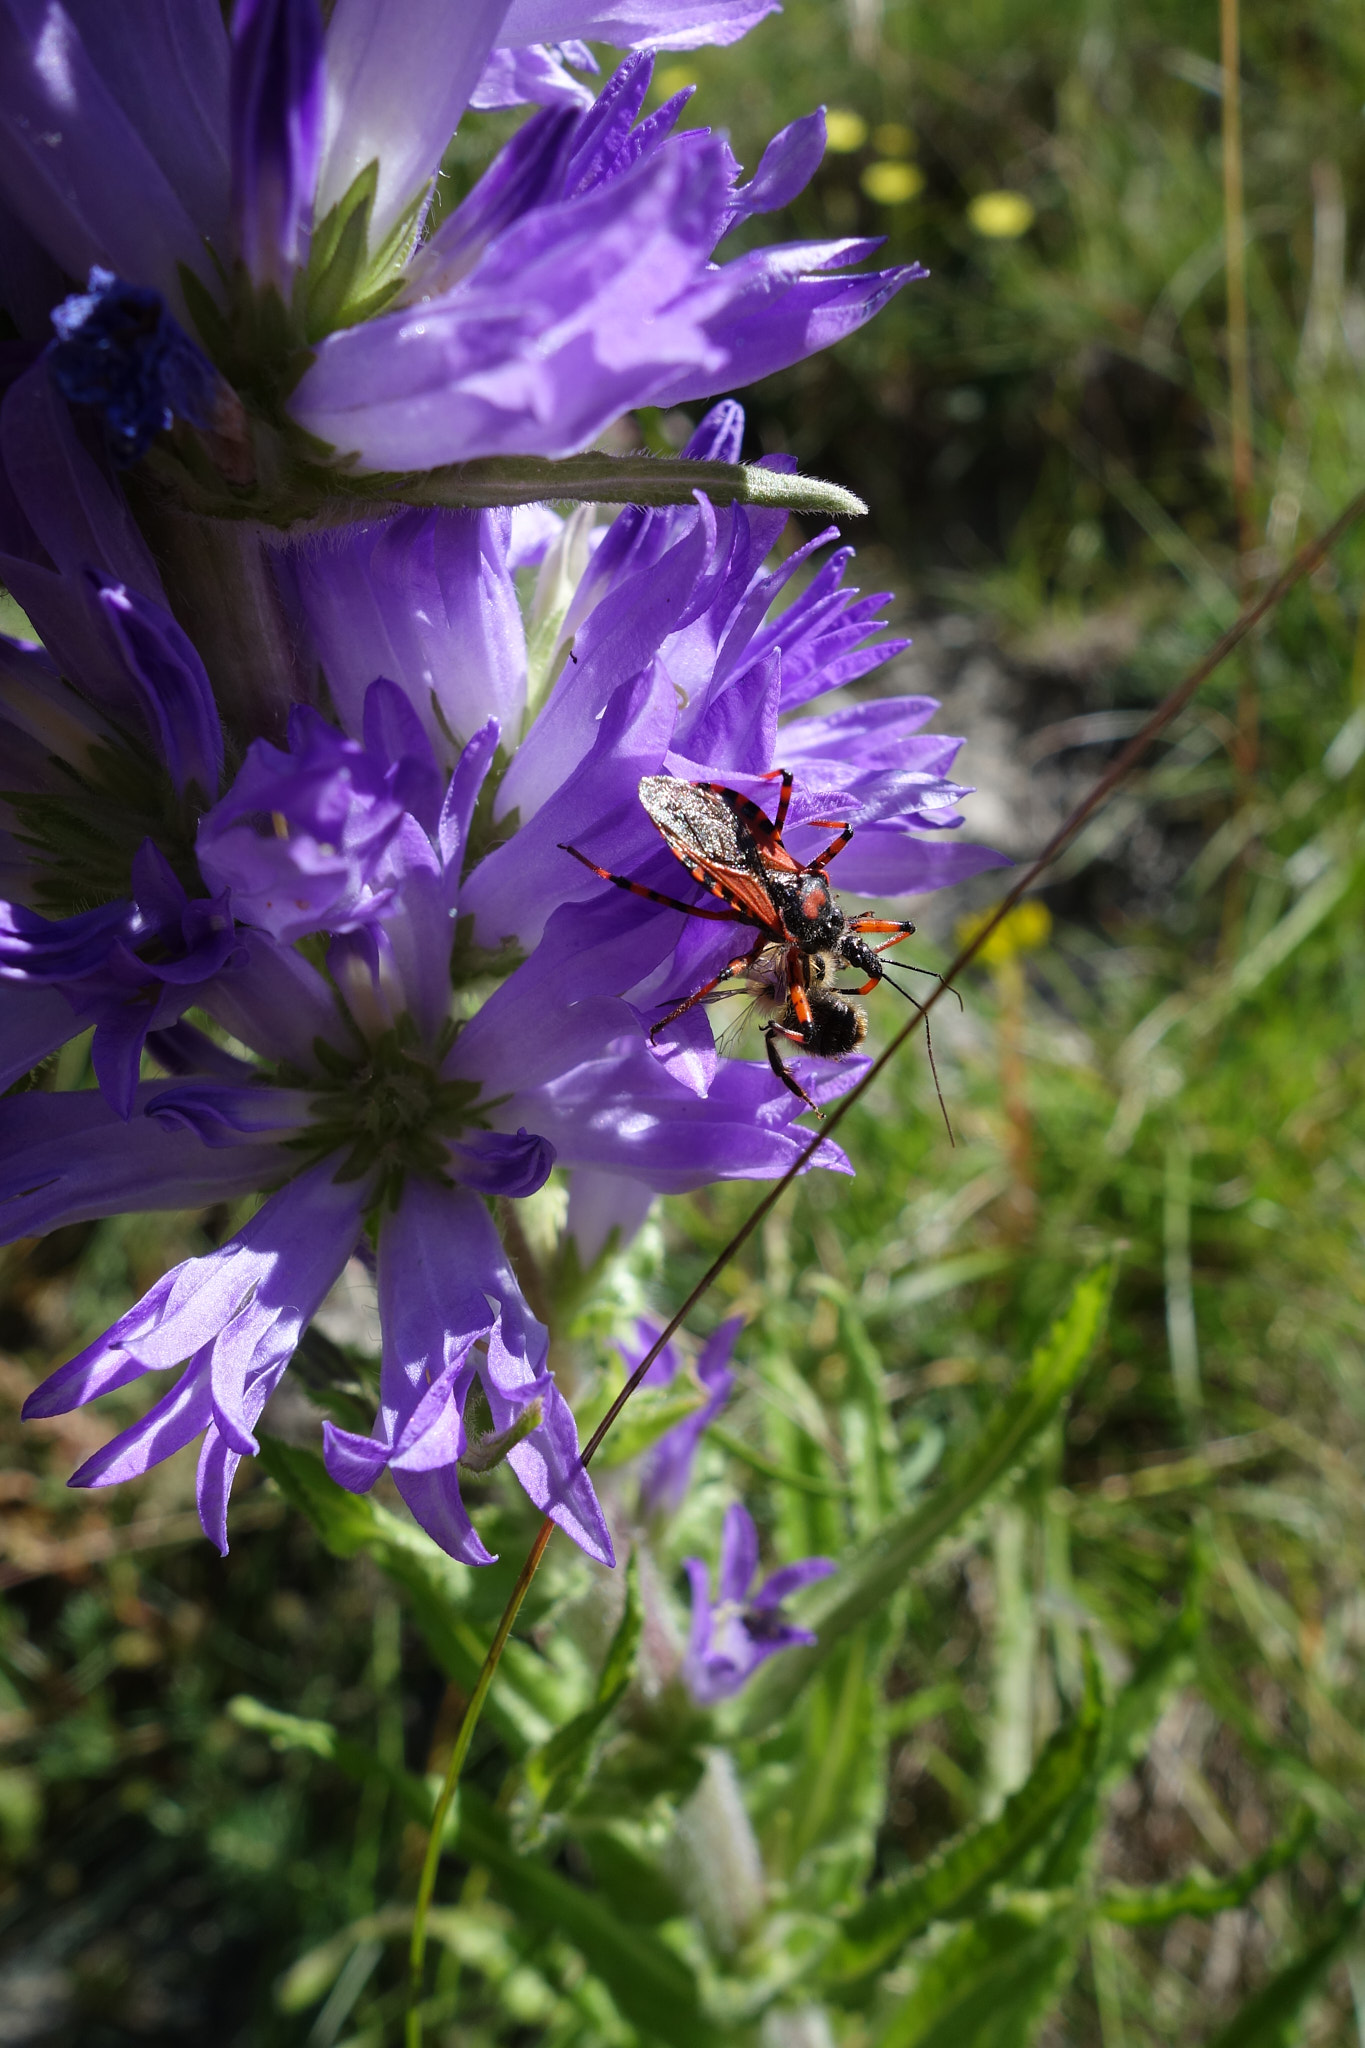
[560,771,954,1129]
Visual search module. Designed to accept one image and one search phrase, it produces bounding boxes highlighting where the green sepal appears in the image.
[331,449,870,520]
[303,160,425,341]
[136,442,871,531]
[460,1398,545,1474]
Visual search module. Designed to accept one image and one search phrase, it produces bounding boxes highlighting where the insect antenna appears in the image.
[880,967,956,1146]
[885,959,965,1012]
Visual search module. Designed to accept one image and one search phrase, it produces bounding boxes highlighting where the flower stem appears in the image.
[401,484,1365,2047]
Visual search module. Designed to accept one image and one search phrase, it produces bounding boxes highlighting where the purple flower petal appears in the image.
[315,0,507,249]
[196,926,350,1070]
[0,1082,288,1244]
[22,1156,364,1417]
[498,0,778,46]
[324,1176,610,1566]
[751,1555,836,1609]
[196,705,408,940]
[0,3,210,306]
[470,42,596,113]
[718,1497,757,1604]
[90,575,223,792]
[639,1313,740,1519]
[288,509,527,761]
[0,981,81,1087]
[57,0,231,253]
[70,1345,214,1488]
[230,0,323,291]
[726,109,825,229]
[144,1082,314,1147]
[447,1126,555,1199]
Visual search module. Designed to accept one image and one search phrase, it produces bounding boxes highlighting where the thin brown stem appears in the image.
[405,1519,554,2048]
[401,486,1365,2045]
[1221,0,1253,567]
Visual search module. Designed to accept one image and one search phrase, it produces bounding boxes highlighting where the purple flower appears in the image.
[48,267,220,464]
[0,369,241,1109]
[196,695,423,941]
[626,1314,741,1521]
[683,1502,833,1706]
[3,396,999,1565]
[0,6,913,478]
[284,404,1004,1208]
[10,675,854,1559]
[293,63,920,469]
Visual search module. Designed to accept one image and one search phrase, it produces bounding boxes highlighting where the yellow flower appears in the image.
[823,108,869,153]
[956,899,1052,967]
[860,160,926,206]
[653,63,697,99]
[967,190,1035,239]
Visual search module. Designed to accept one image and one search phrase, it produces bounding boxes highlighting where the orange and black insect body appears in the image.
[559,768,934,1119]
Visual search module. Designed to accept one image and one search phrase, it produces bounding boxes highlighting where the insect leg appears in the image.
[806,821,855,869]
[763,1024,824,1118]
[784,944,815,1029]
[649,946,763,1041]
[847,915,917,940]
[558,842,741,922]
[759,766,794,832]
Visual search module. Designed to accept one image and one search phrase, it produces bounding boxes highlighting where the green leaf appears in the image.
[824,1641,1104,1985]
[1205,1881,1365,2048]
[1100,1810,1313,1925]
[257,1436,548,1748]
[227,1696,431,1822]
[589,1386,708,1469]
[458,1791,711,2048]
[326,450,869,520]
[739,1267,1113,1732]
[1098,1553,1205,1784]
[575,1825,686,1927]
[256,1432,378,1558]
[522,1557,641,1817]
[874,1896,1083,2048]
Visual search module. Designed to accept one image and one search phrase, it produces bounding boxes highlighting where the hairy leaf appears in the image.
[739,1266,1113,1731]
[458,1791,711,2048]
[824,1641,1103,1985]
[1205,1882,1365,2048]
[1100,1810,1313,1925]
[227,1695,431,1822]
[874,1896,1083,2048]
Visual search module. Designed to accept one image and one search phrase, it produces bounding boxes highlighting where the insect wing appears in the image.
[637,775,781,929]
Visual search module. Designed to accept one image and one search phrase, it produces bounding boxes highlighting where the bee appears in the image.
[561,770,954,1127]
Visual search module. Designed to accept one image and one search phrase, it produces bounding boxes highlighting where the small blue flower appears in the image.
[48,267,218,464]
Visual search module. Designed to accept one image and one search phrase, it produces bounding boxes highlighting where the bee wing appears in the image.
[714,996,761,1060]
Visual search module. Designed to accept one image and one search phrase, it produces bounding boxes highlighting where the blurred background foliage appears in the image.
[4,0,1365,2042]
